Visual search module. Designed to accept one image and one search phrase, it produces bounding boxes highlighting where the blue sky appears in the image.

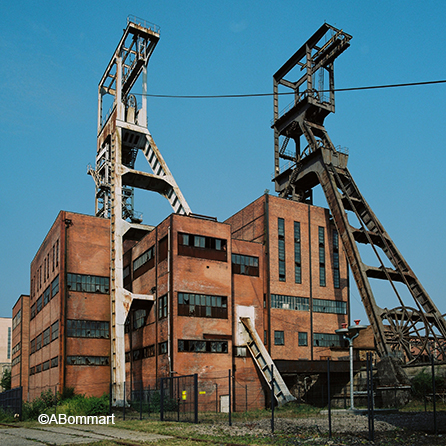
[1,1,445,326]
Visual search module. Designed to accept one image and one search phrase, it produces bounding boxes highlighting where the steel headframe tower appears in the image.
[88,16,191,405]
[272,23,446,365]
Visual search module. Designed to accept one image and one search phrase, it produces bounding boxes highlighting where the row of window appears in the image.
[178,339,228,353]
[66,320,110,338]
[67,273,109,294]
[273,331,343,347]
[271,294,347,314]
[277,219,340,288]
[231,254,259,276]
[127,340,228,357]
[30,321,59,355]
[31,276,59,319]
[178,232,227,261]
[30,356,58,375]
[32,239,59,298]
[178,293,227,319]
[66,356,110,366]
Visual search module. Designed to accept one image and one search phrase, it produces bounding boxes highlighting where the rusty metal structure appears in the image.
[88,15,191,404]
[272,23,446,365]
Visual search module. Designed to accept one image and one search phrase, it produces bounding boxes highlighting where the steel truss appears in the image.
[272,23,446,365]
[89,16,191,405]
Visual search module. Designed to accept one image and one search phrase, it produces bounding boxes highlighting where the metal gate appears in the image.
[0,386,22,419]
[160,374,198,423]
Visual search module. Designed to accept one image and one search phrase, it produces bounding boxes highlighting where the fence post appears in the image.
[140,381,143,420]
[327,358,332,439]
[148,385,151,416]
[109,383,112,415]
[228,369,232,426]
[160,378,164,421]
[215,383,218,413]
[367,352,375,441]
[431,355,437,435]
[271,364,274,434]
[123,382,126,420]
[194,374,198,424]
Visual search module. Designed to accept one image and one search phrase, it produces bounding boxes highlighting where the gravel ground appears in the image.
[189,412,446,445]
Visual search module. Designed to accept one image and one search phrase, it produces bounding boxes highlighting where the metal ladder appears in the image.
[240,317,296,405]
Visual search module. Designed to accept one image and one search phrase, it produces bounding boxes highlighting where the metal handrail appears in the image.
[127,15,160,34]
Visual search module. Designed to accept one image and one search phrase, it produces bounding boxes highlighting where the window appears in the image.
[51,356,58,368]
[178,292,227,319]
[43,360,50,371]
[30,339,36,354]
[51,275,59,298]
[66,356,110,366]
[294,222,302,284]
[298,332,308,346]
[271,294,309,311]
[133,309,147,329]
[144,344,155,358]
[66,320,110,338]
[158,236,168,263]
[313,298,347,314]
[11,355,20,366]
[31,304,36,320]
[35,333,42,351]
[178,339,228,353]
[333,230,340,288]
[13,310,21,330]
[56,239,59,267]
[43,327,50,347]
[178,232,227,261]
[158,341,168,355]
[36,296,42,313]
[278,218,285,281]
[133,245,155,278]
[133,348,143,361]
[43,286,50,306]
[231,254,259,276]
[319,227,326,287]
[264,330,268,345]
[274,331,284,345]
[67,274,110,293]
[314,333,343,348]
[51,321,59,341]
[36,363,42,373]
[7,327,11,359]
[12,342,21,355]
[158,294,168,320]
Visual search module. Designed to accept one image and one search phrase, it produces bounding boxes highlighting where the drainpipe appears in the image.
[168,218,173,377]
[308,206,313,361]
[265,194,271,354]
[62,215,73,392]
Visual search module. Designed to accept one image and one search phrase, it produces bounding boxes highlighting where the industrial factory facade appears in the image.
[11,193,350,407]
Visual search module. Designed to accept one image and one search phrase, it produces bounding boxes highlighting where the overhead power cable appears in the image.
[134,79,446,99]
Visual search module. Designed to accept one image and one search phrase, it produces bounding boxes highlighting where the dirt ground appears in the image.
[189,411,446,445]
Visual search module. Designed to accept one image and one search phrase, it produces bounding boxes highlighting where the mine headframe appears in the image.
[272,23,446,365]
[88,16,192,406]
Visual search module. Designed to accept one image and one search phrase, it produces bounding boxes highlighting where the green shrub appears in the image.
[411,371,445,398]
[23,391,109,420]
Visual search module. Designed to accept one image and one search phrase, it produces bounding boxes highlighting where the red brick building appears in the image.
[12,194,350,408]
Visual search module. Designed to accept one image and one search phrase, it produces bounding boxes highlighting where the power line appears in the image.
[134,79,446,99]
